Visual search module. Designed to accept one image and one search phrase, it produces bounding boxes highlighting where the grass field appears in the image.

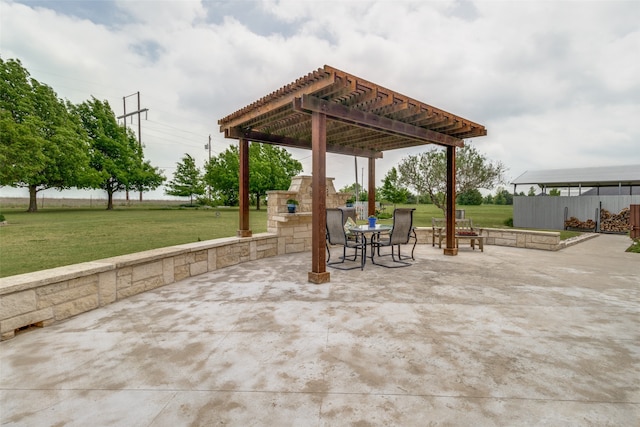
[0,199,568,277]
[0,202,268,278]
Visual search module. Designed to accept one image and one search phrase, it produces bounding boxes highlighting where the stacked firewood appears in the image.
[564,217,596,230]
[600,208,631,233]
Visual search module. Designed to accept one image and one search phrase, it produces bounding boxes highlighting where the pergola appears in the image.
[218,65,487,283]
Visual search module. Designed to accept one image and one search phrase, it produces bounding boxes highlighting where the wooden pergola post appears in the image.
[444,145,458,255]
[237,138,252,238]
[308,111,330,284]
[368,157,376,217]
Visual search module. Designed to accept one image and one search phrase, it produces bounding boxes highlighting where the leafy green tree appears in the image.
[549,188,561,196]
[340,183,368,202]
[456,188,483,205]
[123,134,164,200]
[405,192,430,204]
[379,167,409,206]
[493,187,514,205]
[132,160,165,198]
[204,142,302,209]
[397,143,506,215]
[165,153,204,205]
[249,143,303,210]
[528,186,537,196]
[0,57,96,212]
[205,145,239,206]
[75,97,142,210]
[483,194,494,204]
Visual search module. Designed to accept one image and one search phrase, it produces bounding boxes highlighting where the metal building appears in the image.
[511,165,640,231]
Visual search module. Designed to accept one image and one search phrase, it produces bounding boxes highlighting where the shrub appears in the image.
[457,189,483,205]
[376,211,393,220]
[503,217,513,227]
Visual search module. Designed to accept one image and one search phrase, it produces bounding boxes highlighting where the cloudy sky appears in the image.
[1,0,639,199]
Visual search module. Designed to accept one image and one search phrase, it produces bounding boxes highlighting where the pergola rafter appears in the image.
[218,65,487,283]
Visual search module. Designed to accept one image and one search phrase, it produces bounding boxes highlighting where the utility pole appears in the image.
[204,135,212,201]
[117,91,149,201]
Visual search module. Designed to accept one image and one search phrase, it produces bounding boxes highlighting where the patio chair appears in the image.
[371,208,416,267]
[326,208,365,270]
[338,206,357,223]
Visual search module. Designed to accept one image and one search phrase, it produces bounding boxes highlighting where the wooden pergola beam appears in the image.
[226,127,383,159]
[297,95,464,148]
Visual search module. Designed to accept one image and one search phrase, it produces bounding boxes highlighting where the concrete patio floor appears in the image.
[1,234,638,426]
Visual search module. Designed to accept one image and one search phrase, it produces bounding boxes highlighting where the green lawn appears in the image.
[382,203,513,229]
[0,205,267,278]
[1,202,577,277]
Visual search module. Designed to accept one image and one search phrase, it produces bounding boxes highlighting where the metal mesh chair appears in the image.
[326,208,365,270]
[371,208,416,267]
[338,207,356,224]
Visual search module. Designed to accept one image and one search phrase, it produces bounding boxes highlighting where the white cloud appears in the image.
[115,0,206,28]
[1,0,639,201]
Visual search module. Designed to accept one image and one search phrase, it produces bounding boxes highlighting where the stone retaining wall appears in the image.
[2,189,581,341]
[0,233,284,340]
[481,228,561,250]
[413,227,563,251]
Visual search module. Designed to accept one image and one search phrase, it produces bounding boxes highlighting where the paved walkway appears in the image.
[1,234,638,426]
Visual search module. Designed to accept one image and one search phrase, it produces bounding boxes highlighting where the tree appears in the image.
[132,160,165,197]
[397,143,506,214]
[248,143,302,210]
[75,97,143,210]
[379,167,409,206]
[204,142,302,209]
[549,188,561,196]
[493,187,514,205]
[124,133,164,199]
[204,145,239,206]
[165,153,204,205]
[340,183,368,202]
[457,188,483,205]
[0,58,96,212]
[528,186,537,196]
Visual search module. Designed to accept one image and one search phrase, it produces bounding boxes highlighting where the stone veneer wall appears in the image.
[0,234,283,340]
[412,227,562,250]
[266,175,351,254]
[481,228,562,250]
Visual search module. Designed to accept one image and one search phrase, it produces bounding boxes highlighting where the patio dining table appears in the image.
[348,224,392,267]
